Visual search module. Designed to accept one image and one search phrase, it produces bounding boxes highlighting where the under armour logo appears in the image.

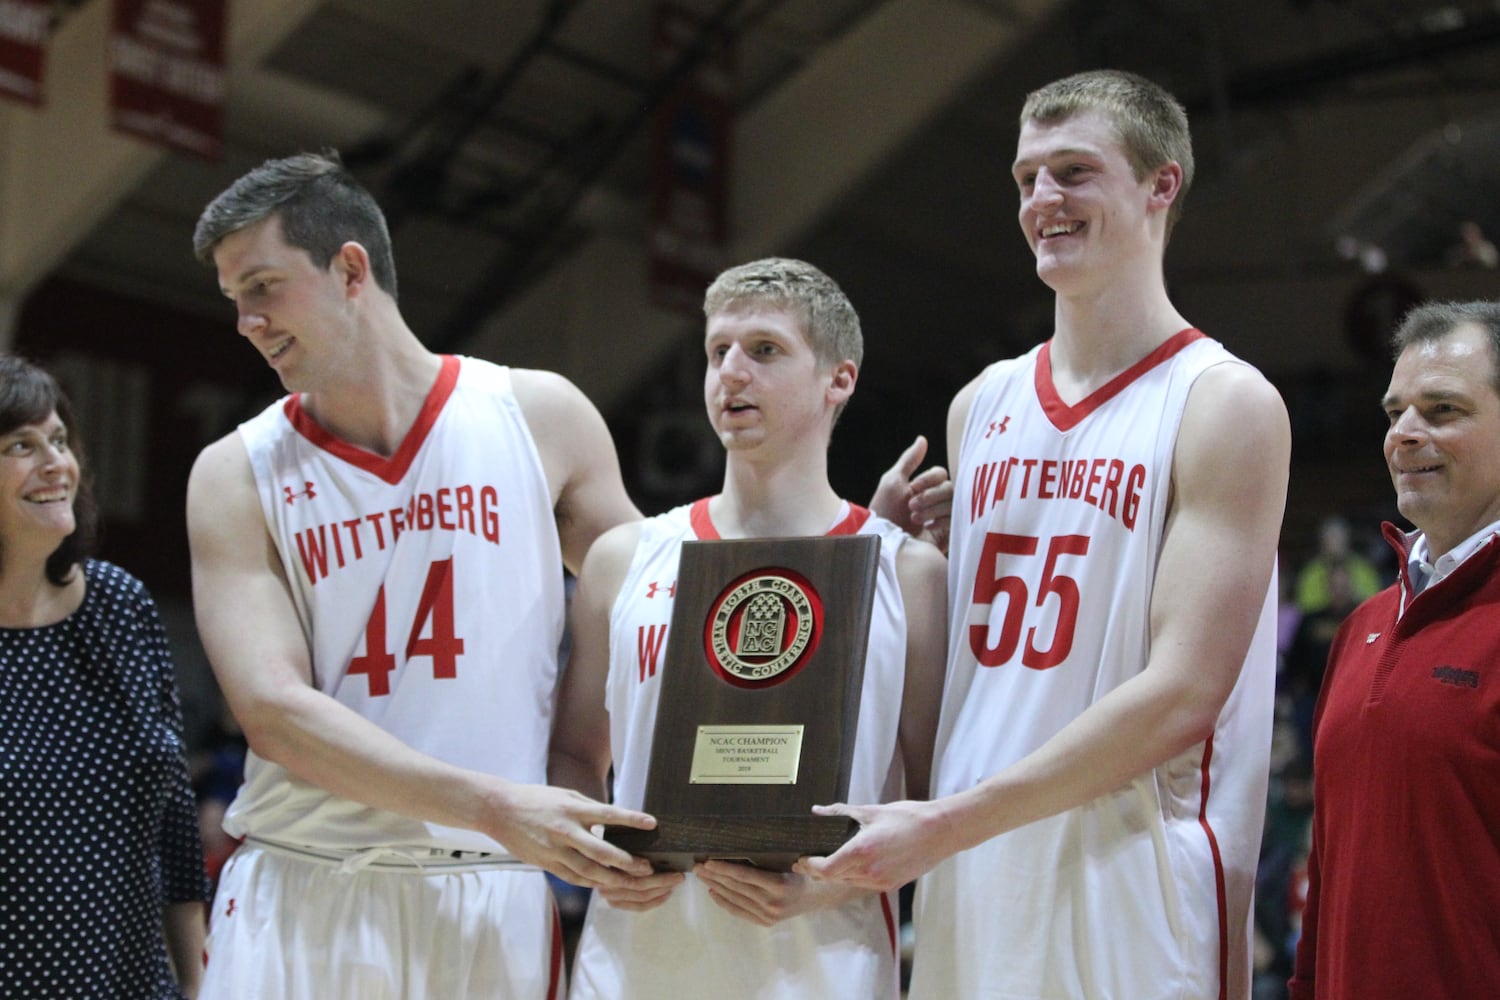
[283,481,317,505]
[646,580,676,599]
[986,416,1012,438]
[225,898,237,918]
[1366,632,1382,644]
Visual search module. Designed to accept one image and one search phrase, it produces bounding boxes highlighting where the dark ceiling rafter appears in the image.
[1332,111,1500,267]
[1138,1,1500,270]
[424,0,784,352]
[47,0,1500,403]
[1181,3,1500,114]
[344,0,594,227]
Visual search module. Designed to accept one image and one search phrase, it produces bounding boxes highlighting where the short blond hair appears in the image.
[703,258,862,369]
[1021,69,1194,237]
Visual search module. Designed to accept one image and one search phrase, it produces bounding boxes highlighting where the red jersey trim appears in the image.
[830,503,872,535]
[688,498,872,539]
[689,497,717,539]
[1035,328,1206,432]
[283,355,461,485]
[1196,734,1231,1000]
[547,896,563,1000]
[880,890,898,954]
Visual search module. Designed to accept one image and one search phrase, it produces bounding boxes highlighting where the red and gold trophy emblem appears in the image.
[606,536,880,871]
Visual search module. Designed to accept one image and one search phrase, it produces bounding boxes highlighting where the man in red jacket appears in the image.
[1290,299,1500,1000]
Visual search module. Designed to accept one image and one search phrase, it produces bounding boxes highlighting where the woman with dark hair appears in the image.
[0,356,208,998]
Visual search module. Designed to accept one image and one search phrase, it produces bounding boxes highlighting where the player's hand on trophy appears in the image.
[793,800,951,893]
[869,435,952,554]
[694,859,863,926]
[597,870,684,912]
[487,782,667,890]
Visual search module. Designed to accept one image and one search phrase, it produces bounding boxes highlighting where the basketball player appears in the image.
[186,152,678,998]
[186,155,949,998]
[798,70,1290,1000]
[549,258,947,999]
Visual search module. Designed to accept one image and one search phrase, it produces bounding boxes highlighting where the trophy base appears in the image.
[604,814,859,873]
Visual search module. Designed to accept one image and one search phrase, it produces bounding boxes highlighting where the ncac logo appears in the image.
[703,568,822,688]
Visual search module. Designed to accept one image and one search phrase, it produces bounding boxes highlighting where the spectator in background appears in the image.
[1283,563,1361,752]
[1292,515,1381,615]
[1255,712,1315,997]
[188,701,247,891]
[1290,300,1500,999]
[1275,553,1302,673]
[1444,220,1499,270]
[0,356,209,998]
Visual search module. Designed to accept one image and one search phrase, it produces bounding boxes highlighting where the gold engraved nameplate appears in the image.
[690,724,804,784]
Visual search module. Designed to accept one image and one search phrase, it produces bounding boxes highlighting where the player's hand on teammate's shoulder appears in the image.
[870,435,952,554]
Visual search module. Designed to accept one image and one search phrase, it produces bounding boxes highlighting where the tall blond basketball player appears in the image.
[799,70,1289,1000]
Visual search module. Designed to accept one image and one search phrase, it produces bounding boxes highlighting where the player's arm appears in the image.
[511,368,642,573]
[548,522,639,801]
[164,901,205,995]
[801,364,1289,890]
[894,536,948,801]
[549,521,684,910]
[187,434,655,888]
[791,373,981,885]
[943,369,986,488]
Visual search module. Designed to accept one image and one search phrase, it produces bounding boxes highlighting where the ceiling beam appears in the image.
[458,0,1056,413]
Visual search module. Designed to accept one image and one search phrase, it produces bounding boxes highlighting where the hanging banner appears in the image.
[647,3,734,315]
[0,0,51,106]
[109,0,226,159]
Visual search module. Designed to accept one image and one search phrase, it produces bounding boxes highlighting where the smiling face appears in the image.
[0,410,78,551]
[703,305,853,455]
[213,214,360,394]
[1383,323,1500,559]
[1012,109,1177,295]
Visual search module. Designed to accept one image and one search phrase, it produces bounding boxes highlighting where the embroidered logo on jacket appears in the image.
[1431,665,1480,689]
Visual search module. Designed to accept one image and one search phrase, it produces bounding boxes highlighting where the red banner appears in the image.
[0,0,51,106]
[109,0,226,159]
[647,3,734,315]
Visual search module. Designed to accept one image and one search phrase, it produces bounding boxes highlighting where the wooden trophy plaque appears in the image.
[605,534,880,872]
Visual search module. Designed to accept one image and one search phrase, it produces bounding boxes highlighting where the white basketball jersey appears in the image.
[225,356,565,853]
[569,499,907,1000]
[912,330,1276,1000]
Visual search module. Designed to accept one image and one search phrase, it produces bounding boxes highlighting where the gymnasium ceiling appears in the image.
[26,0,1500,507]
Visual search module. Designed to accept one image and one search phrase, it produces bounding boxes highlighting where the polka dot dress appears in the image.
[0,560,210,999]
